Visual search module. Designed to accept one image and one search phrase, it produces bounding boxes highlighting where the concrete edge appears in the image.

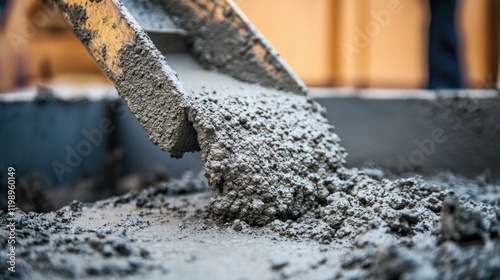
[310,88,499,100]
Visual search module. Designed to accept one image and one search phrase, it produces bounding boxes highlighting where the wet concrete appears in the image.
[3,3,499,277]
[1,170,499,279]
[115,40,199,158]
[2,51,499,279]
[3,53,499,279]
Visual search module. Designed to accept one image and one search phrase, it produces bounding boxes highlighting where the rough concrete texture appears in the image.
[184,74,500,276]
[188,87,346,225]
[2,52,499,279]
[51,0,199,157]
[115,40,200,158]
[1,171,499,279]
[6,4,500,277]
[164,53,346,225]
[52,0,307,159]
[120,0,186,34]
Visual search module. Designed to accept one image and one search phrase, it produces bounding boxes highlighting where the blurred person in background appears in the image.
[428,0,463,89]
[0,0,8,23]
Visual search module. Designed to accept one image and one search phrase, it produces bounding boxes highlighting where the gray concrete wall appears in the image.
[314,89,500,177]
[0,100,111,186]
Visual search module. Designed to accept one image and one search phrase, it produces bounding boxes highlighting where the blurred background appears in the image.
[1,0,499,91]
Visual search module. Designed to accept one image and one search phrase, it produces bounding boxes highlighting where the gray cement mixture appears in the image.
[2,49,500,280]
[1,170,499,279]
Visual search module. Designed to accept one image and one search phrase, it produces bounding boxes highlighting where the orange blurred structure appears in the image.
[238,0,499,88]
[0,0,103,92]
[0,0,498,91]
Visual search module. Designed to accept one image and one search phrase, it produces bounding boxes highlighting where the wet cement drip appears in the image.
[181,79,499,242]
[187,87,347,225]
[167,54,498,240]
[1,54,499,279]
[167,54,500,278]
[166,53,343,225]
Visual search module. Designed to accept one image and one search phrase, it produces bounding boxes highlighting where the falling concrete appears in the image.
[2,2,499,278]
[1,52,499,280]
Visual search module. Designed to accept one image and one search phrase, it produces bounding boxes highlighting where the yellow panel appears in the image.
[3,0,496,90]
[236,0,335,86]
[459,0,497,88]
[239,0,497,89]
[366,0,426,88]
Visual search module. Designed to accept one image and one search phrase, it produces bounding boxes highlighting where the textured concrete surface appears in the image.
[1,170,499,279]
